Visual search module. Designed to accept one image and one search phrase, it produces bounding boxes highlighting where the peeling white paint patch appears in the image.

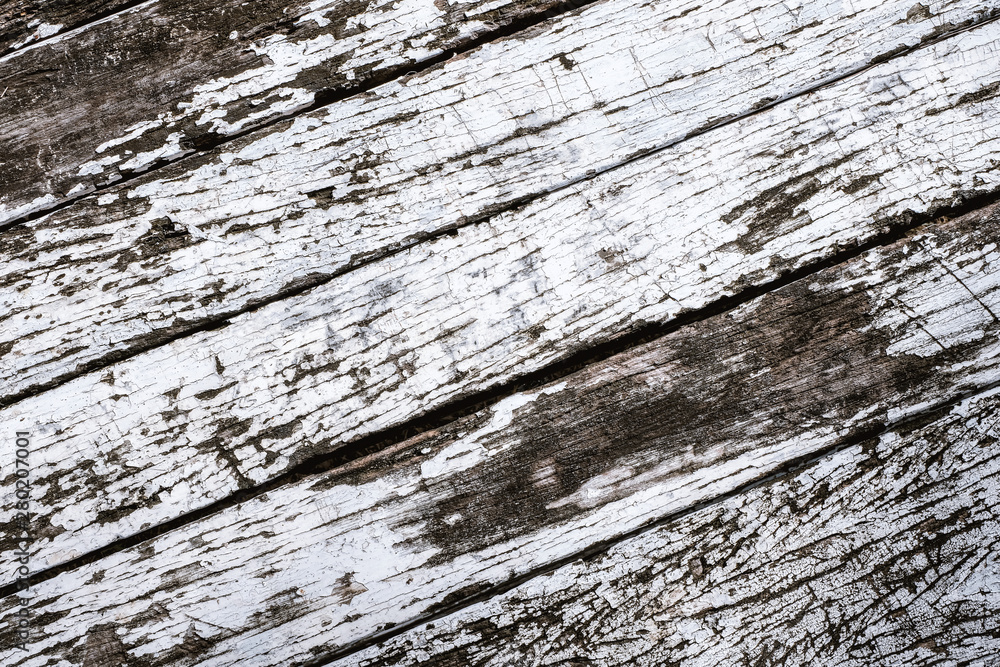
[33,21,62,40]
[118,132,189,171]
[5,21,63,52]
[863,231,1000,358]
[77,153,123,176]
[420,382,568,480]
[297,0,335,28]
[95,118,166,154]
[0,192,58,222]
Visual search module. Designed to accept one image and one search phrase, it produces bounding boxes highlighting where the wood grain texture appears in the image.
[341,385,1000,667]
[3,202,1000,666]
[0,0,129,56]
[5,21,1000,572]
[3,2,998,397]
[0,0,567,223]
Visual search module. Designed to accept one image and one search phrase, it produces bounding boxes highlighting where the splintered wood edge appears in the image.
[4,20,1000,573]
[339,384,1000,667]
[2,201,999,665]
[3,0,996,397]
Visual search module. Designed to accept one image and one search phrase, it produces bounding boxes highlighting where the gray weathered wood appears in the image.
[3,202,999,665]
[4,22,1000,572]
[341,385,1000,667]
[0,0,567,226]
[0,0,573,224]
[0,0,129,56]
[2,2,998,396]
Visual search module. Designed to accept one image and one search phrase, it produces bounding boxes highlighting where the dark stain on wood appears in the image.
[364,390,1000,666]
[81,623,128,667]
[719,154,855,255]
[333,572,370,605]
[177,623,213,656]
[906,3,933,24]
[927,80,1000,116]
[399,213,995,565]
[136,217,199,259]
[841,173,881,195]
[201,416,257,488]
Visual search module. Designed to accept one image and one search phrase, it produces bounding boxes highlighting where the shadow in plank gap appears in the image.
[338,384,1000,667]
[2,193,999,665]
[4,17,1000,579]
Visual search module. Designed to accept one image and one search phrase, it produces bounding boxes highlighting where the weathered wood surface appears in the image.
[342,386,1000,667]
[5,21,1000,573]
[3,2,998,401]
[0,0,568,224]
[0,0,128,56]
[3,201,999,665]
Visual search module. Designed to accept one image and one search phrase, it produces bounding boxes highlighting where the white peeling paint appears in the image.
[4,213,1000,666]
[6,21,1000,575]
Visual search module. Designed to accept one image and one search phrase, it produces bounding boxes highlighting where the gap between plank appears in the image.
[304,377,1000,665]
[2,9,998,412]
[3,188,999,603]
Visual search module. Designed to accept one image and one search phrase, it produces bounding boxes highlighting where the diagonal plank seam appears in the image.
[2,10,998,411]
[1,5,997,236]
[2,189,998,602]
[327,385,1000,666]
[305,377,1000,666]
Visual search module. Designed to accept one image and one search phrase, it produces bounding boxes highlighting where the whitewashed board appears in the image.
[0,0,573,223]
[4,20,1000,574]
[2,201,999,666]
[3,0,997,399]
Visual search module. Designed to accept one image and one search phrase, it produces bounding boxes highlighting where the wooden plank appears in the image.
[3,200,1000,665]
[0,0,571,224]
[340,385,1000,667]
[0,0,129,56]
[2,3,997,395]
[5,21,1000,572]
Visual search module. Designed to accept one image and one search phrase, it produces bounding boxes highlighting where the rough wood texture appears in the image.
[5,23,1000,572]
[342,385,1000,667]
[0,0,128,56]
[0,0,573,224]
[3,202,999,666]
[2,3,997,392]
